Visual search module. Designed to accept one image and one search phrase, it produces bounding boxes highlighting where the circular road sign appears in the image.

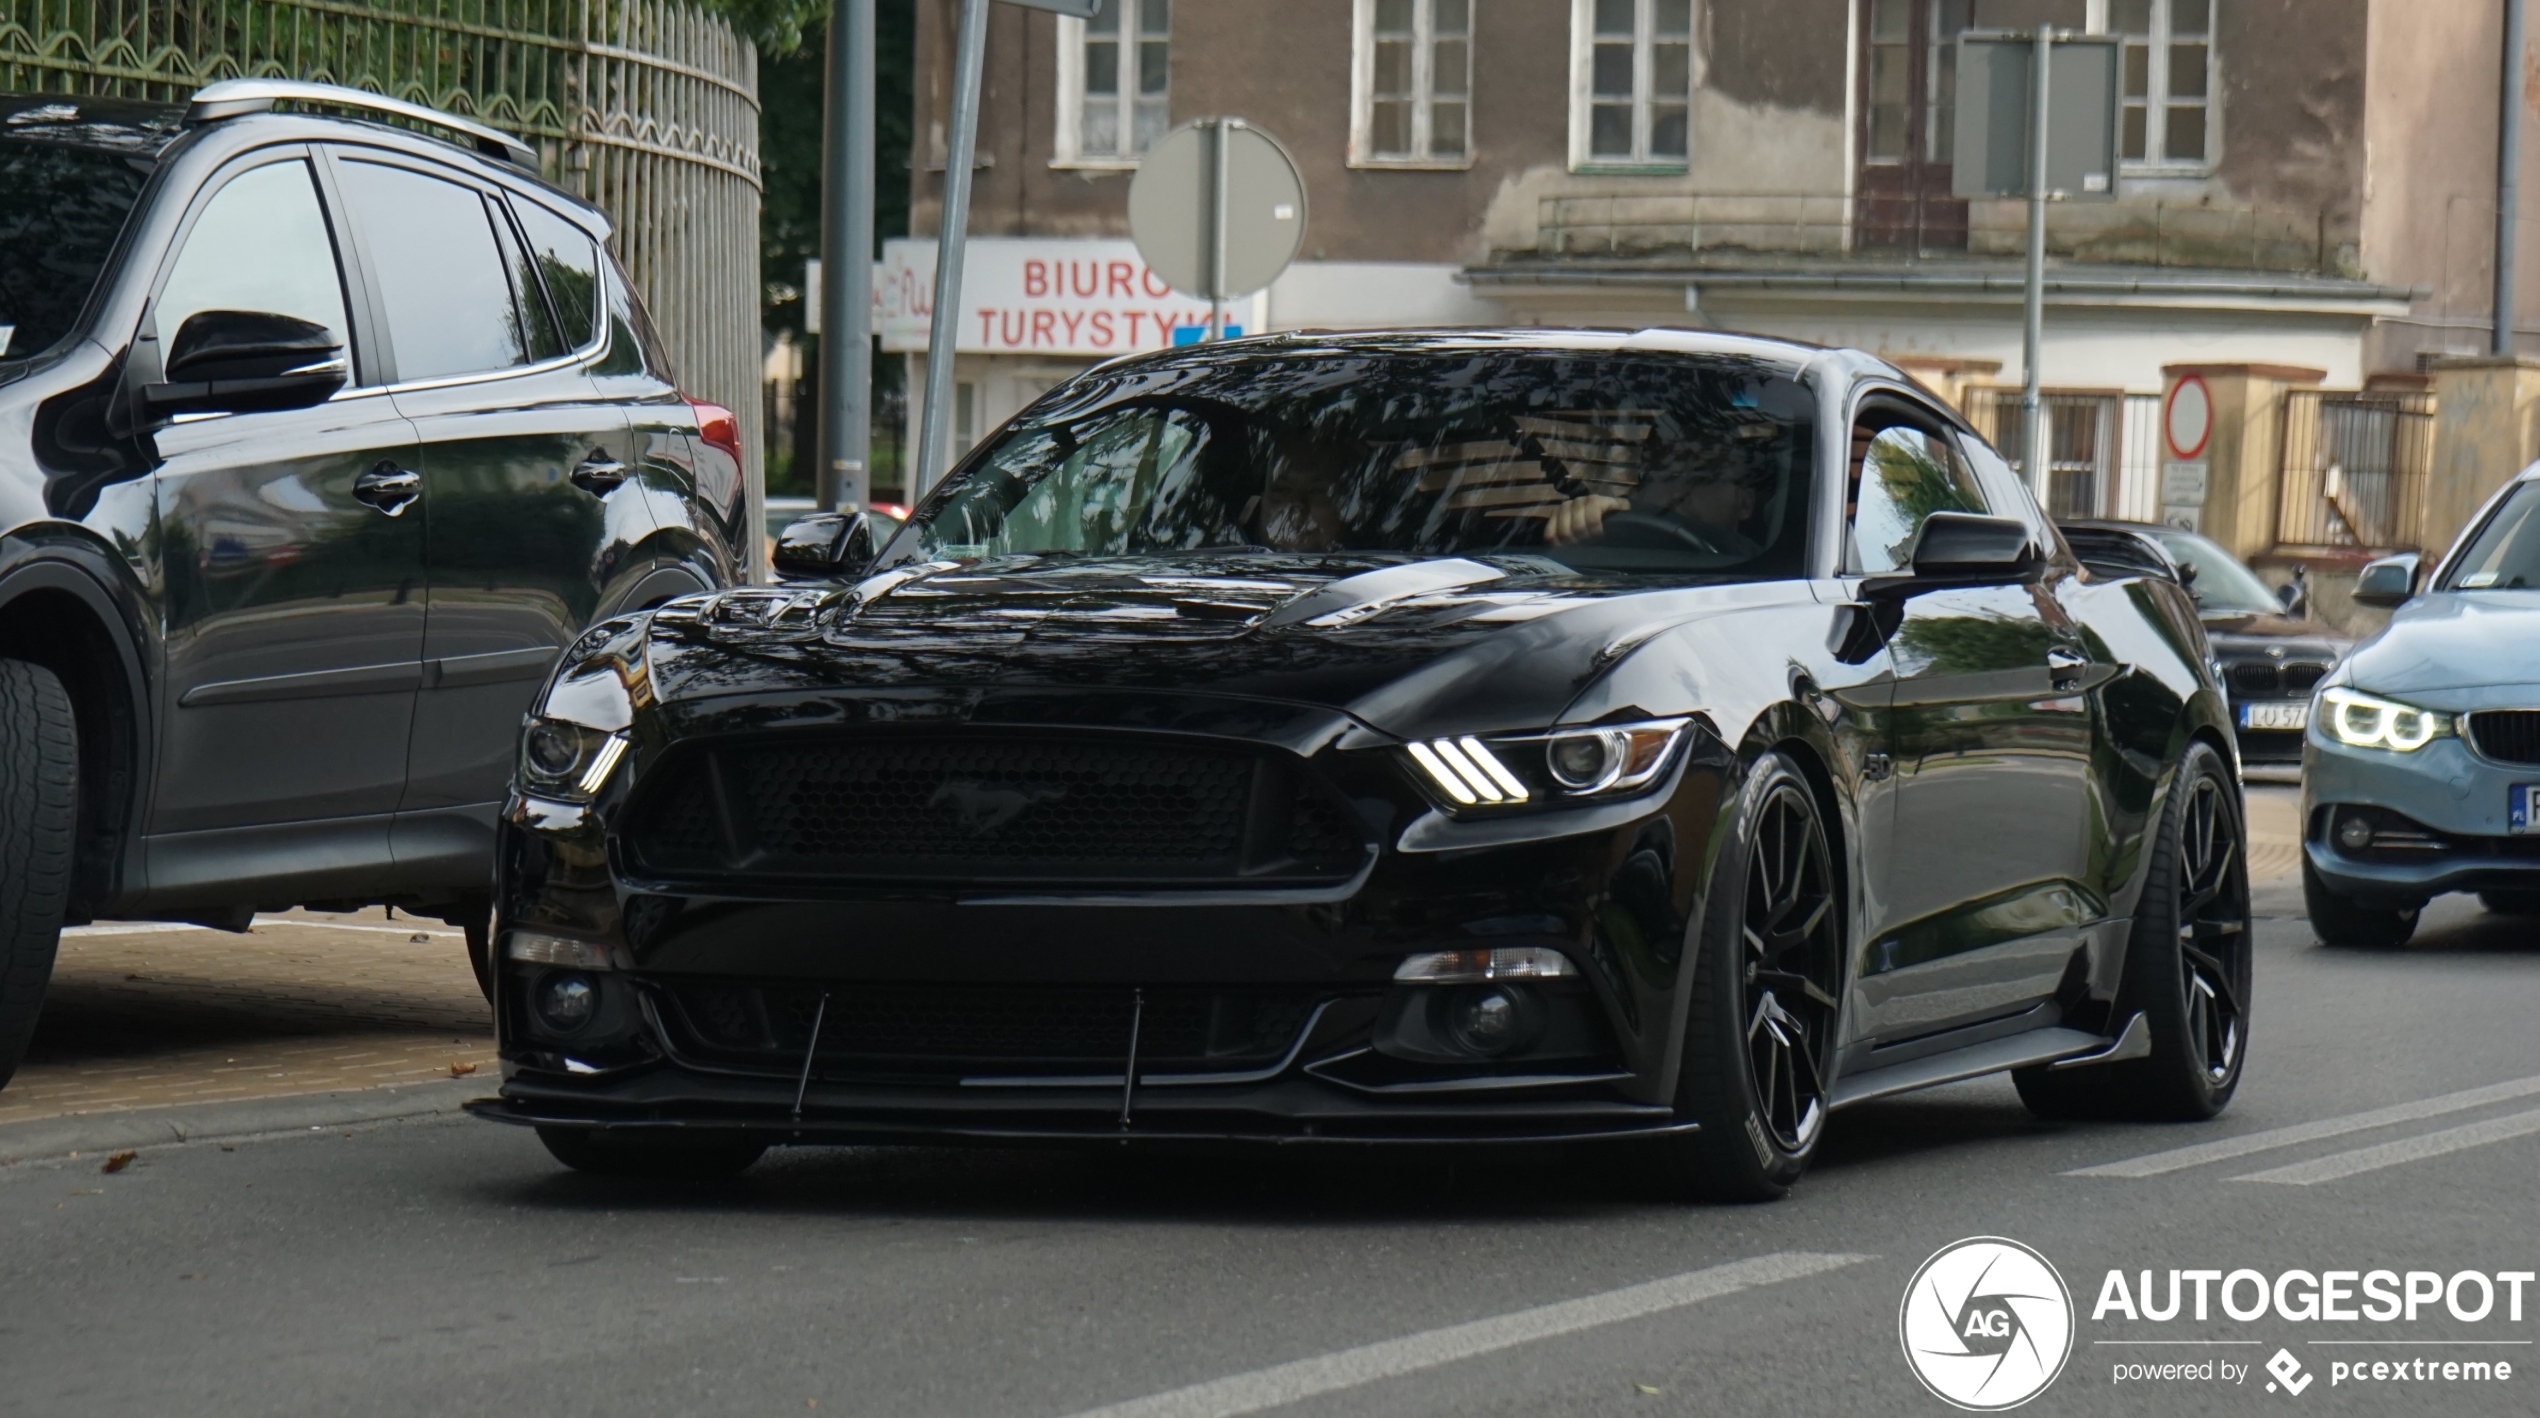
[2164,374,2213,460]
[1128,118,1306,301]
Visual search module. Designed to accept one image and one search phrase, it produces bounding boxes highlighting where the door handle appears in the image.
[352,462,421,517]
[2046,647,2088,691]
[569,452,630,495]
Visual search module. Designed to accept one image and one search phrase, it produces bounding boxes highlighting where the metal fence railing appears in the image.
[2,0,762,563]
[1963,389,2164,522]
[1532,191,2350,276]
[2276,390,2438,551]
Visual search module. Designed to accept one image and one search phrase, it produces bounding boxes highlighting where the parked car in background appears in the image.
[2062,519,2350,773]
[0,81,744,1085]
[2303,464,2540,947]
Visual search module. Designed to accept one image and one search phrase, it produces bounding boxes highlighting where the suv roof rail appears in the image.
[185,79,539,170]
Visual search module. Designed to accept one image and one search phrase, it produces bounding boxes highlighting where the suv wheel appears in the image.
[2478,890,2540,916]
[1646,751,1840,1202]
[535,1126,766,1179]
[2304,855,2419,948]
[2017,742,2251,1121]
[0,660,78,1089]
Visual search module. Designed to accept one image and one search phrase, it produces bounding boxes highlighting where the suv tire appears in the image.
[2303,855,2418,948]
[2478,890,2540,916]
[0,659,78,1089]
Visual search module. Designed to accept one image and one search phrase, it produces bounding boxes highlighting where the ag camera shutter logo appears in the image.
[1900,1237,2076,1409]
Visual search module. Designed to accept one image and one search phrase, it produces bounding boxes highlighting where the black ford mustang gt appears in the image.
[468,331,2250,1199]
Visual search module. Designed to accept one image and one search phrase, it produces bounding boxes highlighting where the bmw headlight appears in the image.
[518,719,631,800]
[1403,719,1689,808]
[2319,687,2453,752]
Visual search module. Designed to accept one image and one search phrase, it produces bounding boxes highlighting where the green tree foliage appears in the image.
[754,0,915,337]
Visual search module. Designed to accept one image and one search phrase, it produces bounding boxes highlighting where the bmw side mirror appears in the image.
[1905,512,2038,580]
[2352,552,2420,608]
[142,310,346,417]
[2276,567,2312,617]
[773,511,877,581]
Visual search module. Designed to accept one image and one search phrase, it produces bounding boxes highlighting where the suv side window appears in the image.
[153,159,351,364]
[1845,411,1986,575]
[334,158,529,382]
[508,198,601,353]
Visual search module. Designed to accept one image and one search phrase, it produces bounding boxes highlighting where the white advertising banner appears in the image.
[875,237,1265,357]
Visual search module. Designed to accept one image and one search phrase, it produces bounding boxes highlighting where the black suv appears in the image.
[0,82,744,1084]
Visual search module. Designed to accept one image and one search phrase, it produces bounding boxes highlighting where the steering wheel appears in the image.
[1595,509,1734,556]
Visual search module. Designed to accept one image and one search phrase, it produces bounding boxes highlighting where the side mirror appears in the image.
[143,310,345,417]
[2353,552,2420,608]
[1906,512,2037,579]
[2277,567,2312,617]
[773,511,877,581]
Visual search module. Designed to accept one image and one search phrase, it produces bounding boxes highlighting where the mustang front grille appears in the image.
[622,734,1370,885]
[2469,710,2540,765]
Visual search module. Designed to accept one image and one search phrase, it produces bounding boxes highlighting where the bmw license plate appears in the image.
[2240,701,2309,731]
[2513,785,2539,835]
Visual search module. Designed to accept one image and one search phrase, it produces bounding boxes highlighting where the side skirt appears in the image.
[1826,1012,2148,1110]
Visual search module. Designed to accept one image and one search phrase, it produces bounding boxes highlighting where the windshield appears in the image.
[890,348,1818,579]
[0,137,151,364]
[2150,527,2282,615]
[2444,482,2540,590]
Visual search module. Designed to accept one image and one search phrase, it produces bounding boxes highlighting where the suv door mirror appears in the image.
[2353,552,2420,607]
[1906,512,2037,579]
[773,511,877,581]
[144,310,346,417]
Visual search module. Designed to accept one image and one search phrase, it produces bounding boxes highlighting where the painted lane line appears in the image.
[63,920,460,940]
[1053,1251,1871,1418]
[2231,1105,2540,1186]
[2063,1074,2540,1178]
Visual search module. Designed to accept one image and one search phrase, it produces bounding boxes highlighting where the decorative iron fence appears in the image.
[2276,389,2438,551]
[1963,389,2163,522]
[2,0,763,566]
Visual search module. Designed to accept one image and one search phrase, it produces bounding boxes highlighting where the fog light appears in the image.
[535,972,597,1032]
[2336,812,2374,852]
[1442,984,1543,1058]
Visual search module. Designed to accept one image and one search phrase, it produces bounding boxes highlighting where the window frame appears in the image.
[143,147,376,393]
[1350,0,1477,170]
[1568,0,1695,174]
[2090,0,2219,174]
[1052,2,1171,170]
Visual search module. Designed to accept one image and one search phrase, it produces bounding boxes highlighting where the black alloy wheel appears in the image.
[2017,740,2251,1121]
[1652,750,1842,1201]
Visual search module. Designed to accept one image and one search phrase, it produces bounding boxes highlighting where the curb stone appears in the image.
[0,1077,489,1164]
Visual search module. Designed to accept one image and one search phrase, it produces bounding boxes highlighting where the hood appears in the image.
[2339,590,2540,698]
[642,553,1773,738]
[2203,612,2350,660]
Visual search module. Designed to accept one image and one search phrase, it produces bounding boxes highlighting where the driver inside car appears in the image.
[1541,442,1763,555]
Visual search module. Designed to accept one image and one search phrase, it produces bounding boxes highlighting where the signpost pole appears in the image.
[817,0,875,513]
[2022,28,2052,504]
[914,0,990,499]
[1207,119,1229,340]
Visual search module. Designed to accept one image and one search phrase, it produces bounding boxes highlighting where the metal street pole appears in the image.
[2499,0,2524,355]
[1207,119,1229,340]
[2023,28,2052,502]
[914,0,990,498]
[818,0,876,511]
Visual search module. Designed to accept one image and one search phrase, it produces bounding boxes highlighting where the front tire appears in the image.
[2017,741,2251,1121]
[536,1126,767,1179]
[1647,751,1842,1202]
[0,660,77,1091]
[2478,890,2540,916]
[2304,856,2419,948]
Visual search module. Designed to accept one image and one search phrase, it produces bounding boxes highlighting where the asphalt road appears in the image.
[6,788,2538,1417]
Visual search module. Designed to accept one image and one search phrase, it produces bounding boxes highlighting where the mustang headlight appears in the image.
[1403,719,1689,808]
[2319,687,2453,752]
[518,719,631,800]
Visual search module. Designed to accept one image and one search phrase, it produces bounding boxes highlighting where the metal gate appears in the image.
[2,0,762,562]
[1964,389,2161,522]
[2275,390,2436,550]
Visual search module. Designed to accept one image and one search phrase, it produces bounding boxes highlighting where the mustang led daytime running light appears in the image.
[576,734,629,795]
[1393,946,1576,983]
[2320,687,2452,753]
[1407,737,1531,804]
[518,720,631,801]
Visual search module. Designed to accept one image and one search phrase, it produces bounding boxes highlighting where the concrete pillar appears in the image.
[1883,355,2005,416]
[2160,363,2326,562]
[2425,354,2540,556]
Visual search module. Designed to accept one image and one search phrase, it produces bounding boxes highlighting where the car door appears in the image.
[325,150,658,851]
[147,151,427,844]
[1845,398,2095,1042]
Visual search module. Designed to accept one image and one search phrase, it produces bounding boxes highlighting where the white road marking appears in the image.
[63,919,460,940]
[2063,1074,2540,1178]
[1053,1251,1871,1418]
[2231,1106,2540,1186]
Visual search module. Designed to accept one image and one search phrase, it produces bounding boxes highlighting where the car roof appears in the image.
[0,93,189,157]
[1083,326,1873,383]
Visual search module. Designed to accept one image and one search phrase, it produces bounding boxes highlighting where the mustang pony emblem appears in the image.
[927,780,1067,836]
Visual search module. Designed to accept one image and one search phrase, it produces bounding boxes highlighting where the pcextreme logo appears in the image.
[1900,1237,2077,1410]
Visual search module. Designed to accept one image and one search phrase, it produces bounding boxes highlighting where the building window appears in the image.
[1055,0,1169,168]
[2108,0,2214,168]
[1570,0,1692,170]
[1352,0,1473,167]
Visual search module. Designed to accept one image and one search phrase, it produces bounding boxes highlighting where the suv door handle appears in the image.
[352,463,421,517]
[569,453,629,495]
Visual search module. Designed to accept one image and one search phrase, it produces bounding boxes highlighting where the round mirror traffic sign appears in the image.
[1128,118,1306,301]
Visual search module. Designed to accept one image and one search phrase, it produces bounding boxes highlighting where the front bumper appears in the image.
[2302,729,2540,901]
